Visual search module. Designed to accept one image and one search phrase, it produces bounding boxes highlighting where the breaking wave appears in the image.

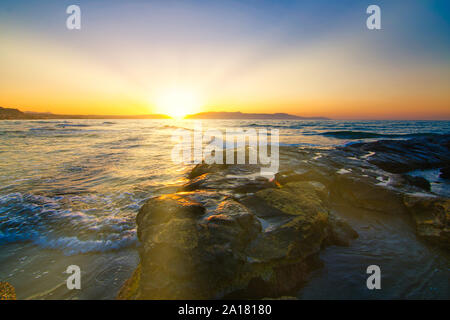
[320,131,440,140]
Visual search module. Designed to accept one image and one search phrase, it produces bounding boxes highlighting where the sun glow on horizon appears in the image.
[154,89,203,119]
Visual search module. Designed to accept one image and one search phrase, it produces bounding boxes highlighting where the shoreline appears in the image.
[0,121,448,299]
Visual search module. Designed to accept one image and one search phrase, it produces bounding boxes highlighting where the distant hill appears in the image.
[185,111,329,120]
[0,107,170,120]
[0,107,32,119]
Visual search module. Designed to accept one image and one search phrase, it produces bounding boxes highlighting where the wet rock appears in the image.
[400,175,431,191]
[246,214,328,261]
[188,160,261,180]
[234,176,274,193]
[274,170,308,185]
[119,192,263,299]
[188,163,228,179]
[117,265,141,300]
[403,195,450,247]
[182,172,272,193]
[274,168,333,187]
[251,181,356,247]
[135,193,205,240]
[342,135,450,174]
[182,173,228,191]
[285,181,328,201]
[329,173,406,214]
[254,181,328,217]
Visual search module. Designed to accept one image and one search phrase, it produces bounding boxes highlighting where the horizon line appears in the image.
[1,105,450,121]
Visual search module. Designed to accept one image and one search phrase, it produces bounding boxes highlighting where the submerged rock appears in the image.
[253,181,328,216]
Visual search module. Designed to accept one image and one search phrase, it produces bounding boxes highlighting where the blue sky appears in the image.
[1,0,449,119]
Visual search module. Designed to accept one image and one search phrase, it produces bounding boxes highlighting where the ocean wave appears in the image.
[55,123,91,128]
[0,191,139,255]
[247,124,288,129]
[34,232,137,255]
[29,127,58,131]
[279,142,321,147]
[160,124,194,131]
[0,130,26,134]
[246,122,324,129]
[320,131,440,140]
[32,121,68,124]
[0,230,137,255]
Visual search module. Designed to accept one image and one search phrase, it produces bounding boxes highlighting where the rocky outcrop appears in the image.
[119,135,450,299]
[118,163,357,300]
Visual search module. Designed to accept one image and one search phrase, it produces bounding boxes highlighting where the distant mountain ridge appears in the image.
[1,107,329,120]
[185,111,328,120]
[0,107,170,120]
[0,107,31,119]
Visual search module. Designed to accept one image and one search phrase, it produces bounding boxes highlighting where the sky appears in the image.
[0,0,449,119]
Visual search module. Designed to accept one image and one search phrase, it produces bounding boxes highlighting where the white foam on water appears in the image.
[406,192,438,198]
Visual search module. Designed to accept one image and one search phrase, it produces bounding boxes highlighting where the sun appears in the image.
[154,89,203,119]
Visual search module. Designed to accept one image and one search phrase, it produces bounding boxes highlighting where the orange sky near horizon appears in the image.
[2,37,448,120]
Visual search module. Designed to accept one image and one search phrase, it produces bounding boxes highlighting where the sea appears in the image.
[0,119,449,299]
